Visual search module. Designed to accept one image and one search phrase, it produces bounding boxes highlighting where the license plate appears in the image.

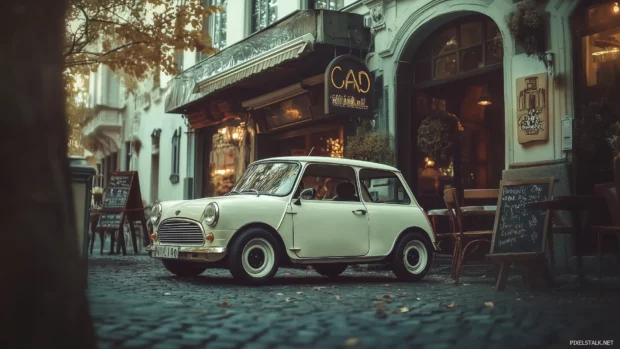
[152,246,179,259]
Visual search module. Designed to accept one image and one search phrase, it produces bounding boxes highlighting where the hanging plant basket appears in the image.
[131,135,142,155]
[417,111,461,161]
[508,0,550,68]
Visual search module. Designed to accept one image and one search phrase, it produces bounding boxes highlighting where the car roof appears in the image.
[253,156,400,172]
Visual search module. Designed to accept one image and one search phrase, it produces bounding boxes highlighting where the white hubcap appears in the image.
[403,240,428,274]
[241,238,275,278]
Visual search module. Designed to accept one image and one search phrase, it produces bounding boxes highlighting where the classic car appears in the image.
[147,156,437,284]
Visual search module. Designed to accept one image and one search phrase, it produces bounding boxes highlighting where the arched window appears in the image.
[414,16,503,84]
[170,127,181,184]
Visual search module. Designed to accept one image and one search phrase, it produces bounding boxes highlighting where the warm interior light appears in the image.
[592,48,620,56]
[477,85,492,106]
[614,2,619,13]
[424,157,435,167]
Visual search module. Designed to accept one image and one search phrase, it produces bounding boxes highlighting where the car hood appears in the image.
[161,195,287,222]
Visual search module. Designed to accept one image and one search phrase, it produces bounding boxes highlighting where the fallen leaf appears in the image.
[343,302,352,305]
[446,302,456,308]
[399,307,410,313]
[335,295,341,300]
[285,297,296,303]
[416,298,422,301]
[484,302,494,308]
[313,287,326,291]
[375,301,386,307]
[344,338,360,346]
[276,293,284,296]
[163,292,171,296]
[296,292,304,295]
[481,275,487,278]
[391,309,399,314]
[383,284,391,287]
[375,308,387,318]
[383,294,392,299]
[516,298,522,301]
[219,301,230,307]
[462,283,471,286]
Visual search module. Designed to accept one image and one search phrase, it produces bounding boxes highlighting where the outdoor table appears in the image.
[526,195,607,287]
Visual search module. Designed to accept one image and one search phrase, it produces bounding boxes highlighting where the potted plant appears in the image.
[607,121,620,158]
[417,111,461,161]
[92,186,104,207]
[345,118,395,165]
[508,0,550,68]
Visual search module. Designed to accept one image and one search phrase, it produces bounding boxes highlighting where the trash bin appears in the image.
[69,156,96,289]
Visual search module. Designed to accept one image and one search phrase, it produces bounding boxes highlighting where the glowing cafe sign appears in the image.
[324,55,373,117]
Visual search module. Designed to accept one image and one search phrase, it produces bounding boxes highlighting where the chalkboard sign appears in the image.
[489,178,554,257]
[101,174,133,210]
[98,213,122,229]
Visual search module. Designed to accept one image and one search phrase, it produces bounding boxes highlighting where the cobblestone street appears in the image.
[88,247,620,349]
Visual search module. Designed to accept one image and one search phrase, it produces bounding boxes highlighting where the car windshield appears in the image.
[231,162,301,196]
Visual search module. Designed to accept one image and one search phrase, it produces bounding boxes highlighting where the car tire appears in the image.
[391,232,433,281]
[228,227,281,285]
[312,264,348,278]
[162,259,207,277]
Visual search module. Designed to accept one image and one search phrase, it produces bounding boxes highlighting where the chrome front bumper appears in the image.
[147,245,227,262]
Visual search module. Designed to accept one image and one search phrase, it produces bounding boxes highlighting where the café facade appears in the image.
[165,0,620,267]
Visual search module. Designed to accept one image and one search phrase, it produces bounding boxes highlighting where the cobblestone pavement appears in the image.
[88,247,620,349]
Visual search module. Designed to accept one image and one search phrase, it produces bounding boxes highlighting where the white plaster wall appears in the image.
[277,0,299,20]
[132,89,188,205]
[228,0,249,43]
[350,0,576,167]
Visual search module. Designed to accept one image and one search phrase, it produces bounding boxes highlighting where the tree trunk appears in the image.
[0,1,96,348]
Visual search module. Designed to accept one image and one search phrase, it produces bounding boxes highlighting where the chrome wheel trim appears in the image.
[403,240,428,274]
[241,238,275,278]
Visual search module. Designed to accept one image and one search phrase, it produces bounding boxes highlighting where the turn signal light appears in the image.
[150,233,157,240]
[206,233,214,242]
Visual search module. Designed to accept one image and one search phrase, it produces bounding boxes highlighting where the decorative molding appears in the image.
[381,0,494,57]
[363,0,386,31]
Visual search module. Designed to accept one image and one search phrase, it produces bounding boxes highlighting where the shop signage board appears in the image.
[516,73,549,144]
[324,55,373,117]
[96,172,149,255]
[488,177,554,291]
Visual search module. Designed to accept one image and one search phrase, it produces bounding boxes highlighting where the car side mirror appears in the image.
[293,188,316,205]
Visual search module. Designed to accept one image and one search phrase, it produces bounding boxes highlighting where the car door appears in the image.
[290,164,370,258]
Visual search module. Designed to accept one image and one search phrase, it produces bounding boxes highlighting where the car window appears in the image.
[359,169,411,205]
[295,164,360,202]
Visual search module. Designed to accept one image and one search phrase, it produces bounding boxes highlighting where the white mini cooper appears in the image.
[147,157,436,284]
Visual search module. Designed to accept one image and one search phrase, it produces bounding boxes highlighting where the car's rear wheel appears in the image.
[162,259,207,277]
[312,264,348,278]
[391,232,433,281]
[228,228,280,285]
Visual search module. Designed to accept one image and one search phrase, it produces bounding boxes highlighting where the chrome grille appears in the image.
[157,220,204,245]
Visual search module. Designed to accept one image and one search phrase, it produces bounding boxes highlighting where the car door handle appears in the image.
[352,209,367,215]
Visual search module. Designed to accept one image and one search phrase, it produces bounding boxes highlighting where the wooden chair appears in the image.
[590,156,620,289]
[426,208,458,276]
[443,188,494,286]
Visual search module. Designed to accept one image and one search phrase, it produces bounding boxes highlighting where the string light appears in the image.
[326,138,343,158]
[614,2,619,13]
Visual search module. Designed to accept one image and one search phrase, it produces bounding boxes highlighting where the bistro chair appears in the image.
[590,156,620,289]
[425,208,458,276]
[443,188,494,286]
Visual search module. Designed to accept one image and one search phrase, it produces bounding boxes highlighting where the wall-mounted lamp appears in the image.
[477,85,492,106]
[614,2,619,13]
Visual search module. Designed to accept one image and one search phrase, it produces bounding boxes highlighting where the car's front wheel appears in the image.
[391,232,433,281]
[228,228,281,285]
[312,264,348,278]
[162,259,207,277]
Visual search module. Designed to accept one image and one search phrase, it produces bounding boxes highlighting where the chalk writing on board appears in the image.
[102,174,132,210]
[491,180,551,255]
[97,213,122,229]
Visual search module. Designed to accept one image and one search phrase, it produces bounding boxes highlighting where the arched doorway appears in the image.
[396,14,505,210]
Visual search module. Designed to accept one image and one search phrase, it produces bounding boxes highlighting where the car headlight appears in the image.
[151,204,162,226]
[203,202,219,227]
